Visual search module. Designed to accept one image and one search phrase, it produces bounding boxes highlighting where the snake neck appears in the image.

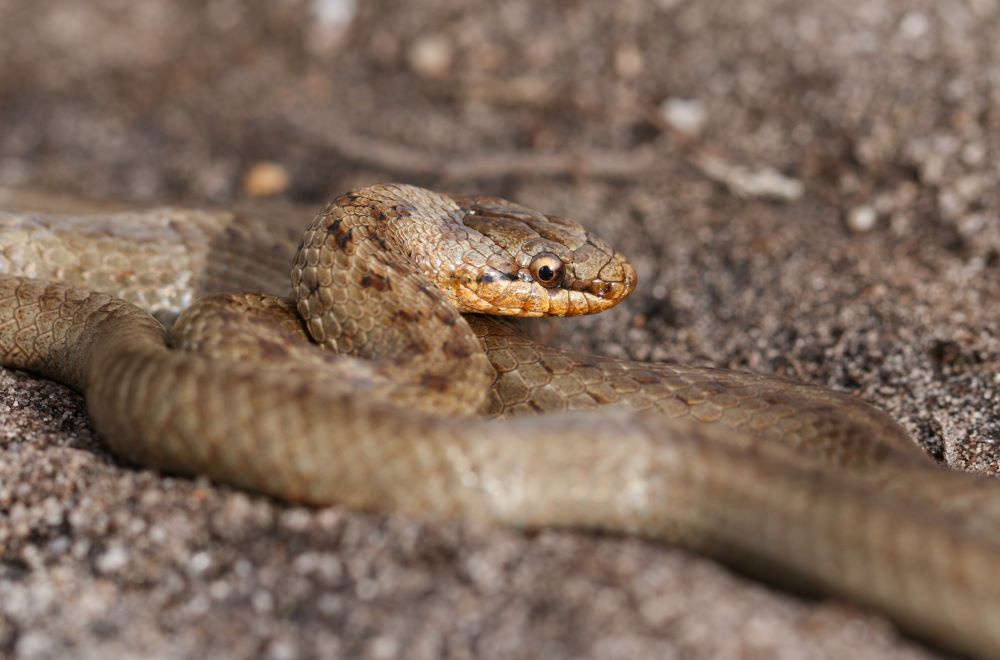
[291,185,495,415]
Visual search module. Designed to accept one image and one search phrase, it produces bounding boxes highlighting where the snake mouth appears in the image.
[452,265,636,317]
[448,250,637,317]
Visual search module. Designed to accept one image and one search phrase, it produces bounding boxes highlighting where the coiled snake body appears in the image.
[1,184,998,657]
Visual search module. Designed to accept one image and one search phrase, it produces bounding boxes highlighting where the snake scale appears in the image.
[1,184,998,657]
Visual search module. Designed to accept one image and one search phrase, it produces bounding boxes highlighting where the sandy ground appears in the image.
[2,1,999,658]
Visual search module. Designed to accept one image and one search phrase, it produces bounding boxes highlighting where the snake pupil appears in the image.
[539,266,554,281]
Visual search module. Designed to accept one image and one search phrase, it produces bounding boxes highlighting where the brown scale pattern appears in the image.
[1,185,1000,658]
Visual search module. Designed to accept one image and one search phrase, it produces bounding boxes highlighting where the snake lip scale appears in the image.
[0,183,998,658]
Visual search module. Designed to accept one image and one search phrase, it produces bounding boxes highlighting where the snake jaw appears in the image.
[446,254,637,318]
[450,260,636,317]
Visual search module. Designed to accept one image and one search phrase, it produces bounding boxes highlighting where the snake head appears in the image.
[449,196,637,317]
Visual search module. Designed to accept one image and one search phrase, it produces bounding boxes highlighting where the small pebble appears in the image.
[243,162,290,198]
[408,34,453,79]
[95,545,129,573]
[848,205,878,232]
[660,98,707,135]
[615,46,645,79]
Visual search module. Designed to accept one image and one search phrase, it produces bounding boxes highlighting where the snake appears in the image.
[0,183,998,658]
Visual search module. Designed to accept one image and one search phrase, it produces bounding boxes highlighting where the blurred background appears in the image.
[1,1,998,658]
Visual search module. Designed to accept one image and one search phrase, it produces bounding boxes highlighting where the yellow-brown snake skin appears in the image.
[0,184,998,657]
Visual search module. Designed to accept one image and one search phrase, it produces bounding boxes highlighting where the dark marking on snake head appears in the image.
[442,337,472,359]
[361,225,390,250]
[360,272,391,292]
[337,228,354,250]
[420,373,450,392]
[476,270,515,285]
[394,309,422,324]
[323,217,355,251]
[403,338,429,355]
[433,306,458,327]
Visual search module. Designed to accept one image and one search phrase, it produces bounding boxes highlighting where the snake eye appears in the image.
[528,252,565,288]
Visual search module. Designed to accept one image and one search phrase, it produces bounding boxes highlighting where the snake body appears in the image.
[1,184,999,657]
